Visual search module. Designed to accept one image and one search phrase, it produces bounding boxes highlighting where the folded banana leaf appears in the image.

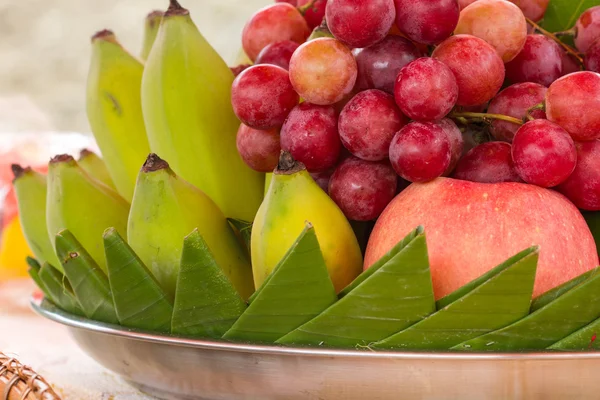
[104,227,173,333]
[277,229,435,348]
[548,316,600,351]
[37,262,84,317]
[171,229,247,338]
[222,223,337,343]
[530,268,598,312]
[373,247,538,350]
[27,257,54,301]
[55,229,118,324]
[453,266,600,351]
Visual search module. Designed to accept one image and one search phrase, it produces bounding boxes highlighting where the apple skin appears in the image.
[364,177,600,300]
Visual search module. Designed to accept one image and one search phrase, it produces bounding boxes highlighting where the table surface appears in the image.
[0,279,156,399]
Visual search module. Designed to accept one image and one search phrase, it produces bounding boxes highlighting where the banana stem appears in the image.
[450,111,525,126]
[526,18,584,65]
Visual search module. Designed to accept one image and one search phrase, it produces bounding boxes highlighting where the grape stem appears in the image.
[526,18,584,65]
[554,27,576,38]
[298,0,317,15]
[450,111,524,126]
[525,103,545,121]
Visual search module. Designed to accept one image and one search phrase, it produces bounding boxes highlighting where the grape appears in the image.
[546,71,600,142]
[310,168,334,192]
[289,38,357,105]
[459,0,478,10]
[511,120,577,188]
[231,65,299,130]
[338,90,407,161]
[432,35,505,107]
[557,140,600,211]
[298,0,327,29]
[575,6,600,53]
[394,58,458,121]
[455,0,527,63]
[325,0,396,48]
[394,0,460,45]
[562,51,582,75]
[255,40,300,70]
[453,142,522,183]
[231,64,251,77]
[328,157,398,221]
[389,121,452,183]
[236,124,281,172]
[353,35,421,94]
[280,102,341,171]
[487,82,547,142]
[507,0,549,22]
[438,118,465,174]
[242,3,311,61]
[585,39,600,73]
[505,34,563,87]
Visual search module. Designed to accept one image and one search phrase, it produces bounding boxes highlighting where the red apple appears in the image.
[364,177,599,300]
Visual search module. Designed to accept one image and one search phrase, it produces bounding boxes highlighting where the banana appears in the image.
[11,165,62,270]
[251,152,363,293]
[141,0,264,221]
[78,149,117,190]
[46,155,130,275]
[127,154,254,301]
[86,29,150,202]
[140,10,164,61]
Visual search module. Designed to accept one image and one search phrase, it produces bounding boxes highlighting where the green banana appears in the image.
[141,0,264,221]
[86,29,150,202]
[127,154,254,302]
[46,155,130,275]
[11,164,62,270]
[140,10,164,61]
[78,149,117,190]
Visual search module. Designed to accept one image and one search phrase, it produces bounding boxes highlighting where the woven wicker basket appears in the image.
[0,352,61,400]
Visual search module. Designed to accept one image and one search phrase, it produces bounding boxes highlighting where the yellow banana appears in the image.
[251,152,363,293]
[141,0,264,221]
[86,30,150,202]
[127,154,254,301]
[46,155,130,274]
[78,149,117,191]
[140,11,164,61]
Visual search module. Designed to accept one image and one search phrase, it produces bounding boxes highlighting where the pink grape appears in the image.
[459,0,478,10]
[562,51,582,75]
[453,142,522,183]
[508,0,549,22]
[546,71,600,142]
[389,121,452,183]
[394,57,458,121]
[455,0,527,63]
[231,65,299,130]
[394,0,460,45]
[438,118,465,175]
[505,34,563,87]
[298,0,327,29]
[575,6,600,53]
[557,140,600,211]
[487,82,547,142]
[231,64,251,77]
[325,0,396,48]
[236,124,281,172]
[432,35,505,107]
[289,38,357,105]
[242,3,310,61]
[280,102,341,171]
[338,89,407,161]
[255,40,300,70]
[310,168,334,192]
[511,120,577,188]
[353,35,421,94]
[585,39,600,73]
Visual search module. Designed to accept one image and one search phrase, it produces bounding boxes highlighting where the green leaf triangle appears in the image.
[104,227,173,333]
[530,268,598,312]
[171,229,247,338]
[548,316,600,351]
[37,262,84,317]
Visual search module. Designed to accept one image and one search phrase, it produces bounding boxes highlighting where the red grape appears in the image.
[511,120,577,188]
[575,6,600,53]
[487,82,547,142]
[280,102,341,171]
[459,0,478,10]
[231,64,251,77]
[585,39,600,73]
[338,89,407,161]
[432,35,505,107]
[242,3,310,61]
[328,157,397,221]
[255,40,300,70]
[546,71,600,141]
[353,35,421,94]
[507,0,549,22]
[389,121,452,182]
[325,0,396,48]
[394,57,458,121]
[438,118,465,175]
[289,38,357,105]
[298,0,327,29]
[562,51,582,75]
[236,124,281,172]
[557,140,600,211]
[505,34,563,87]
[455,0,527,63]
[453,142,522,183]
[310,168,334,192]
[394,0,459,45]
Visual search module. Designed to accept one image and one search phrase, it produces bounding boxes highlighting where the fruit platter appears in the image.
[11,0,600,398]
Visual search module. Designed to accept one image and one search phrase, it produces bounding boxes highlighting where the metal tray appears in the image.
[31,297,600,400]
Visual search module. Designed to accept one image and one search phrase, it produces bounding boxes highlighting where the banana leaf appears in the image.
[277,230,435,348]
[453,266,600,351]
[373,247,539,350]
[171,229,247,338]
[530,268,598,312]
[27,257,53,300]
[222,223,337,343]
[104,227,173,333]
[55,229,118,324]
[548,316,600,351]
[38,262,84,317]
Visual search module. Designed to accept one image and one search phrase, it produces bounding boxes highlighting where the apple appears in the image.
[364,177,600,300]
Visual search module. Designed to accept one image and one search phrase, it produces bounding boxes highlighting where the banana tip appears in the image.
[50,154,75,164]
[146,10,165,28]
[276,151,305,175]
[91,29,117,44]
[79,148,94,160]
[143,153,170,172]
[11,164,29,181]
[165,0,189,16]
